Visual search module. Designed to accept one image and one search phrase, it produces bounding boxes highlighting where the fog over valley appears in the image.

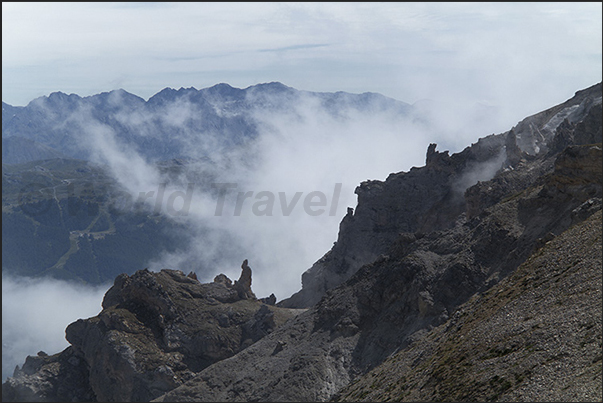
[1,83,543,380]
[2,274,109,380]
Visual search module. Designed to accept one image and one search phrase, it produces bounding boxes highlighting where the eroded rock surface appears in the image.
[335,210,602,402]
[3,266,303,402]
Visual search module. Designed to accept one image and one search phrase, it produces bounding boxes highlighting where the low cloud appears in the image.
[453,148,507,194]
[2,273,109,381]
[138,91,434,299]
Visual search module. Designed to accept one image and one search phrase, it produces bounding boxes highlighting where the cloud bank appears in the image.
[2,274,109,381]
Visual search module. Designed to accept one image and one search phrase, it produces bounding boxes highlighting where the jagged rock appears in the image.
[425,142,452,170]
[213,273,232,286]
[1,346,96,402]
[504,129,525,167]
[3,269,303,402]
[259,293,277,305]
[549,118,576,153]
[573,102,603,145]
[511,82,601,155]
[233,259,256,300]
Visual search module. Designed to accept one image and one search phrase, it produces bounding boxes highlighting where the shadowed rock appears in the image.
[233,259,257,300]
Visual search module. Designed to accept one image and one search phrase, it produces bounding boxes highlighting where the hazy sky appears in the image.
[2,2,602,122]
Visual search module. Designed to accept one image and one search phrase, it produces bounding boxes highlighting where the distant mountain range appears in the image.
[2,82,412,163]
[2,83,415,286]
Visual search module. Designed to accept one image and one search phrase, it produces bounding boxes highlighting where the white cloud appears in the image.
[2,273,109,381]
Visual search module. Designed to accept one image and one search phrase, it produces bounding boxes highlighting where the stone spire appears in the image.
[234,259,256,300]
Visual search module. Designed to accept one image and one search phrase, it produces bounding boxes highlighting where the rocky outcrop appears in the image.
[2,267,304,402]
[233,259,256,300]
[511,82,602,155]
[1,348,95,402]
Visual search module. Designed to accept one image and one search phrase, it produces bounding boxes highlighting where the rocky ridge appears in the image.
[279,82,602,309]
[2,264,304,402]
[1,82,411,163]
[154,141,602,402]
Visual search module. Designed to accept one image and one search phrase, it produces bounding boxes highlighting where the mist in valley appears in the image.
[2,274,109,380]
[1,85,524,379]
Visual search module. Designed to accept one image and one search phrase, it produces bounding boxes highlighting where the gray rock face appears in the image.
[1,347,95,402]
[279,135,504,309]
[2,268,303,402]
[335,209,602,402]
[233,259,256,300]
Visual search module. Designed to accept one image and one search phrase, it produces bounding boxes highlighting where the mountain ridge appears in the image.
[2,82,412,163]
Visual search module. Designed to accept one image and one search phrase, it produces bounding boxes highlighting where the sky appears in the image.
[2,1,602,381]
[2,2,602,121]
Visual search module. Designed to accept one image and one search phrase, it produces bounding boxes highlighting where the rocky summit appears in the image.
[3,83,602,402]
[2,264,304,402]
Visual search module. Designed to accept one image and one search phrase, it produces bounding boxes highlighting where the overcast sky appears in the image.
[2,2,602,124]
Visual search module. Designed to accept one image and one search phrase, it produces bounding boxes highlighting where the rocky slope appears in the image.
[3,83,601,402]
[334,209,602,402]
[2,264,304,402]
